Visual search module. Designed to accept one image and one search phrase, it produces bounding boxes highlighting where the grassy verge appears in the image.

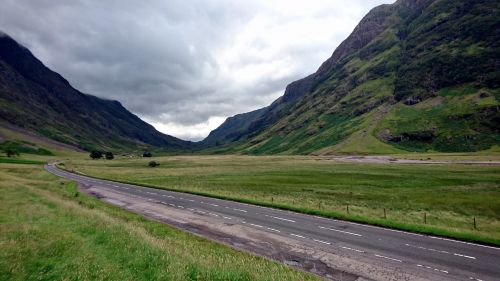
[63,155,500,246]
[0,162,318,280]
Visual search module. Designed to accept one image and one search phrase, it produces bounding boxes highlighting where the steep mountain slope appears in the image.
[204,0,500,154]
[0,33,191,151]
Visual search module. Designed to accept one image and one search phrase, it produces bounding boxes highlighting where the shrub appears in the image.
[90,150,103,159]
[148,161,160,167]
[5,148,19,157]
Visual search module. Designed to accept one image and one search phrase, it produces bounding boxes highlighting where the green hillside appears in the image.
[204,0,500,155]
[0,33,191,152]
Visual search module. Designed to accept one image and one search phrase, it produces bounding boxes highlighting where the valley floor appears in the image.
[63,154,500,245]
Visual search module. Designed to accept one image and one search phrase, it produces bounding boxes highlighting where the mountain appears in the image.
[0,32,191,151]
[202,0,500,154]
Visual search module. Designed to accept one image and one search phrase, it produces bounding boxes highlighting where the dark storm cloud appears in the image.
[0,0,393,140]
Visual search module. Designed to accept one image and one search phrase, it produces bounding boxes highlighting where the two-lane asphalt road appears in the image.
[45,163,500,281]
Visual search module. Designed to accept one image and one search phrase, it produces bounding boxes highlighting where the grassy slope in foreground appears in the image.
[63,155,500,246]
[0,162,317,281]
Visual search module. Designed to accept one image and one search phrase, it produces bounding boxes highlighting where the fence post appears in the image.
[271,197,274,203]
[424,212,427,224]
[383,208,386,219]
[474,217,477,230]
[347,204,350,214]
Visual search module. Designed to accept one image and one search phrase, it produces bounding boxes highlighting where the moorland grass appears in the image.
[64,155,500,246]
[0,163,318,281]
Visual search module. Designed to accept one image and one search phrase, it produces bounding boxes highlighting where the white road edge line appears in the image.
[416,264,448,274]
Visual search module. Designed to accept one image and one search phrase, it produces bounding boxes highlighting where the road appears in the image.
[45,163,500,281]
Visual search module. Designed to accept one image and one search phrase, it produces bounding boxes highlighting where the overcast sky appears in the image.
[0,0,393,141]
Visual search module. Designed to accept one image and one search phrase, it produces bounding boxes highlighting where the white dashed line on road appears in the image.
[406,243,476,260]
[318,226,362,237]
[313,239,331,245]
[265,215,296,223]
[290,233,306,239]
[341,246,364,253]
[374,254,402,262]
[250,223,264,228]
[453,253,476,259]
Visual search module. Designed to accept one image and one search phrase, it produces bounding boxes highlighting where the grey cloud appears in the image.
[0,0,393,141]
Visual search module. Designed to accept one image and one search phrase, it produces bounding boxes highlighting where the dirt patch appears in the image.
[79,184,441,281]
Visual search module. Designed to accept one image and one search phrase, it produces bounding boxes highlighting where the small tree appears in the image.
[90,150,103,159]
[5,148,19,157]
[105,151,114,160]
[143,151,153,157]
[148,161,160,167]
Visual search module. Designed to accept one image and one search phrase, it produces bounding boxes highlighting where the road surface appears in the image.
[45,163,499,281]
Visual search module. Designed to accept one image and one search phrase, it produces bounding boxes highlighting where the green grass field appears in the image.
[0,162,318,281]
[64,155,500,245]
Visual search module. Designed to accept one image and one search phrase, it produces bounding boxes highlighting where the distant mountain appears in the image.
[0,32,191,151]
[203,0,500,154]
